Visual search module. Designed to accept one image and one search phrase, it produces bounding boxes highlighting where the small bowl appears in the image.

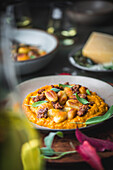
[12,29,59,75]
[67,1,113,26]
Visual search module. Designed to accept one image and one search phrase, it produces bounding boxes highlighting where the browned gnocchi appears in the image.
[22,82,108,129]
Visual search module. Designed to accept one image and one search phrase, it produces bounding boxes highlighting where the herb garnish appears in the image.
[30,96,37,98]
[86,89,91,95]
[24,100,48,107]
[24,104,32,106]
[85,105,113,125]
[32,101,48,107]
[73,92,90,104]
[51,88,61,92]
[30,55,36,59]
[40,132,76,159]
[42,151,76,160]
[59,84,73,88]
[103,65,113,70]
[70,105,113,125]
[41,131,63,156]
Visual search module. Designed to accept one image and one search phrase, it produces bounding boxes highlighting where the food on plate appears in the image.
[71,32,113,70]
[11,44,46,61]
[22,82,108,129]
[72,49,95,67]
[82,32,113,64]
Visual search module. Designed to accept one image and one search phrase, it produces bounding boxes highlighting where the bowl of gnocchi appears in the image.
[11,29,59,75]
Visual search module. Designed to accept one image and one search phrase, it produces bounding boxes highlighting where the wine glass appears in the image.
[0,9,43,170]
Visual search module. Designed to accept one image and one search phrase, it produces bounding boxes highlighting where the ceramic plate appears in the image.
[18,75,113,132]
[68,45,113,73]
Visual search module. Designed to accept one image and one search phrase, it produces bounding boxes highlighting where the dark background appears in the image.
[1,0,113,10]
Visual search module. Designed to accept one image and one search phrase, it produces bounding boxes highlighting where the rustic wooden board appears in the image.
[40,122,113,164]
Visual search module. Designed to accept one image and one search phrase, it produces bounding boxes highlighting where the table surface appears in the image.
[16,2,113,170]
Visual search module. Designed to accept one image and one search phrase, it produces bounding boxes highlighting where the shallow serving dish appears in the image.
[17,75,113,132]
[12,29,59,75]
[68,44,113,73]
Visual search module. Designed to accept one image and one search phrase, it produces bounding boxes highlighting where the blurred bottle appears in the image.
[47,2,77,46]
[0,10,44,170]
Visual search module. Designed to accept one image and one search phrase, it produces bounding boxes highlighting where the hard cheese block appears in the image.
[82,32,113,64]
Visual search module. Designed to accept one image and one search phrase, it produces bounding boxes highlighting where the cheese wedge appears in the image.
[82,32,113,64]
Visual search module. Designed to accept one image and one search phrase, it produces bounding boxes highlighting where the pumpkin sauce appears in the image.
[22,83,108,129]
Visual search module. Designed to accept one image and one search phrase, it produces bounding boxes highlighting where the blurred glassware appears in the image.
[13,1,32,28]
[47,1,77,46]
[66,0,113,26]
[0,9,43,170]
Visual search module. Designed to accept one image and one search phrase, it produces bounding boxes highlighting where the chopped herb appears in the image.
[30,55,36,59]
[59,84,73,88]
[32,100,47,107]
[51,88,61,92]
[73,92,90,104]
[86,89,91,95]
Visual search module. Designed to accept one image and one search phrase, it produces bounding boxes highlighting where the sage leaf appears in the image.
[73,92,90,104]
[59,84,73,88]
[40,147,55,156]
[86,89,91,95]
[30,96,37,98]
[32,100,47,107]
[41,132,63,156]
[86,105,113,125]
[44,131,63,148]
[51,88,61,92]
[42,150,76,160]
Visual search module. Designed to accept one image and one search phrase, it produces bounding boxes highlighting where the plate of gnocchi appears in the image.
[18,75,113,132]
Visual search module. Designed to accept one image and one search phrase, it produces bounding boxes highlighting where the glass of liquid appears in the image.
[13,1,32,28]
[0,12,44,170]
[47,1,77,46]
